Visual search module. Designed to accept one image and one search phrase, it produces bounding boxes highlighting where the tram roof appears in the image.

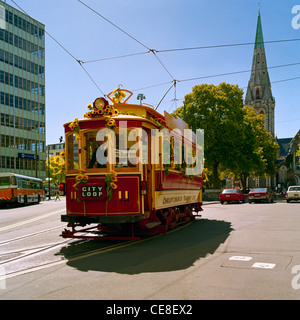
[64,102,189,130]
[64,95,196,142]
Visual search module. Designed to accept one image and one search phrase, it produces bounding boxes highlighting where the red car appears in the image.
[248,188,275,203]
[219,188,245,204]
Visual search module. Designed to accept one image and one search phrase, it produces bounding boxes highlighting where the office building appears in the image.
[0,0,46,178]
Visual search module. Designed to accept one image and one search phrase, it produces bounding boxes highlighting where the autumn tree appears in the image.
[46,153,66,186]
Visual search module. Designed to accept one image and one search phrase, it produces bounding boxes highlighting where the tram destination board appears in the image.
[81,185,105,200]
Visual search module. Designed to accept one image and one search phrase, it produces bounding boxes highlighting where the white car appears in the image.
[286,186,300,203]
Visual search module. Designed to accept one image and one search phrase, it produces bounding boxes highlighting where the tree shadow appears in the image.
[58,219,233,275]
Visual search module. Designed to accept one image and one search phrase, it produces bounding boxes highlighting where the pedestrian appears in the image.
[55,192,61,201]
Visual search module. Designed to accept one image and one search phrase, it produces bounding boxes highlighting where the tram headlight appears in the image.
[93,97,108,110]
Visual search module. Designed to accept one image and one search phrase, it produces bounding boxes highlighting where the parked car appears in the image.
[286,186,300,203]
[248,188,275,203]
[219,188,245,204]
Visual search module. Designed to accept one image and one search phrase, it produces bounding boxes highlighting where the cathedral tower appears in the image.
[245,10,275,137]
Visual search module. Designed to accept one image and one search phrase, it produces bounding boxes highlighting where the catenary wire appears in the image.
[77,0,151,51]
[157,38,300,53]
[132,61,300,93]
[76,0,175,80]
[10,0,106,96]
[9,1,300,107]
[82,51,150,64]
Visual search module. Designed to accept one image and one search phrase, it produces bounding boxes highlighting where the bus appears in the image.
[0,173,44,205]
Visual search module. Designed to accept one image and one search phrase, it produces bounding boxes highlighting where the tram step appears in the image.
[145,222,161,229]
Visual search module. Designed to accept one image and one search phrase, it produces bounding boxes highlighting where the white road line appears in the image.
[0,209,65,232]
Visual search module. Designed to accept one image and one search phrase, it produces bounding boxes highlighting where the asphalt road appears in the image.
[0,198,300,300]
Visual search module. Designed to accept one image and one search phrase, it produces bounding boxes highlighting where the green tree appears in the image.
[173,83,279,189]
[231,106,279,189]
[174,82,245,188]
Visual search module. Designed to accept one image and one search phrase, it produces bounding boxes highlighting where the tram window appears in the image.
[83,129,139,169]
[141,129,148,164]
[67,134,79,171]
[84,131,107,169]
[185,144,194,169]
[173,137,182,165]
[115,130,138,168]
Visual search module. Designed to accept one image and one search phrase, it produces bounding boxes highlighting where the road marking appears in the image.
[252,262,276,269]
[228,256,276,270]
[229,256,252,261]
[0,209,65,232]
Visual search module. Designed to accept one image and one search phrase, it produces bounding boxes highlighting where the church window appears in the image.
[256,88,260,99]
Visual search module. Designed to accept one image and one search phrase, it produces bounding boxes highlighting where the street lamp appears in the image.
[137,93,146,105]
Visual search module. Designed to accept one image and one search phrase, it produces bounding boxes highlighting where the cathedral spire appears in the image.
[255,10,264,49]
[245,10,275,137]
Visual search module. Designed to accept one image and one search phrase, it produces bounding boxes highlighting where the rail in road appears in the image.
[0,200,195,281]
[1,200,300,300]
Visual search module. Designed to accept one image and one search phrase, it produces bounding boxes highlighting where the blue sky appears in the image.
[6,0,300,144]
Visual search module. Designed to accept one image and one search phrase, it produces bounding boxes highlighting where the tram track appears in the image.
[0,221,193,281]
[0,225,63,247]
[0,239,70,265]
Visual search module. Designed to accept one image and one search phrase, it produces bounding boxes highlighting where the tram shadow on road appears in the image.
[58,219,233,275]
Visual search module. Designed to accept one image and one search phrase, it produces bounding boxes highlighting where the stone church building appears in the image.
[243,10,299,190]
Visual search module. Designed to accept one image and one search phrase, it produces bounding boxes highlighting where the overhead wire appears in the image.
[77,0,151,51]
[77,0,175,81]
[132,61,300,94]
[9,1,300,109]
[156,38,300,53]
[82,51,150,64]
[10,0,106,96]
[73,2,300,98]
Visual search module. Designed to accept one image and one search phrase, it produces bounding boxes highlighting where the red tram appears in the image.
[61,89,203,240]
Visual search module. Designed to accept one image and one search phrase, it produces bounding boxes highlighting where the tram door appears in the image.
[142,129,152,213]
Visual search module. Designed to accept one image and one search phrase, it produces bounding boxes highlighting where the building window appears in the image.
[255,178,260,187]
[256,88,260,99]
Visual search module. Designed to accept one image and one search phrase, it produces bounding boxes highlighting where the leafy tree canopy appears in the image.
[173,82,279,189]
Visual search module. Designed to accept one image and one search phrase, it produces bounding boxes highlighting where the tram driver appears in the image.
[88,137,108,168]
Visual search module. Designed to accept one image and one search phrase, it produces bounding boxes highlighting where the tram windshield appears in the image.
[83,129,141,171]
